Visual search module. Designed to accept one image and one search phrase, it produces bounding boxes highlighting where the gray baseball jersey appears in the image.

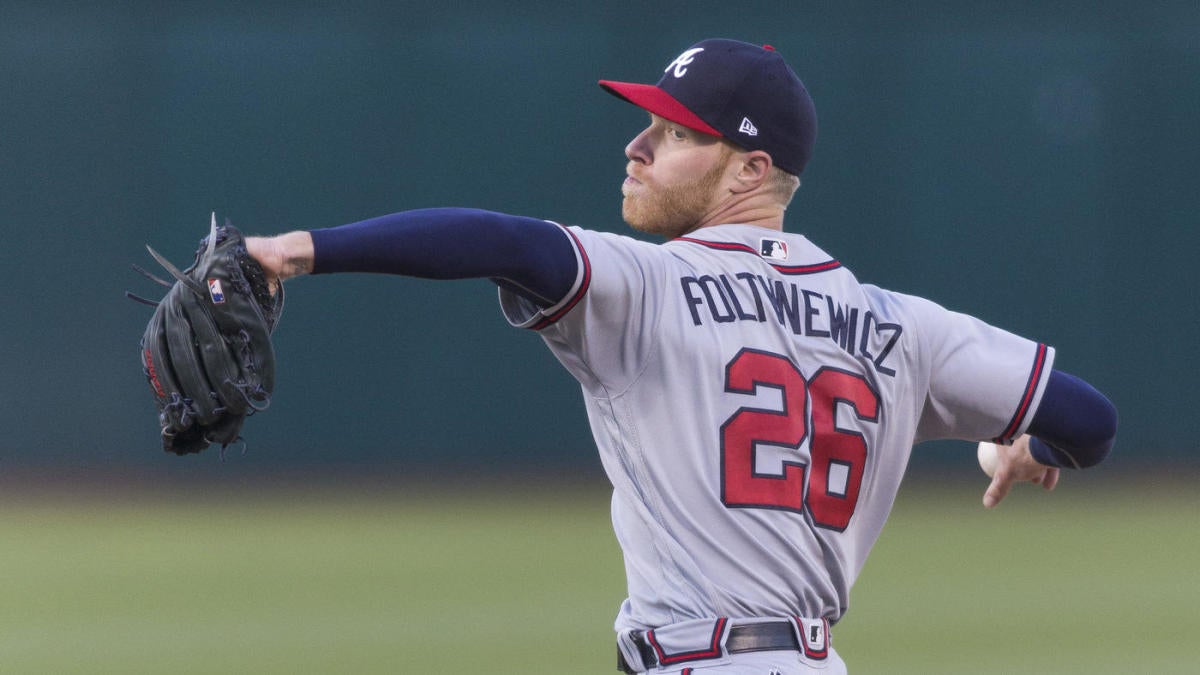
[500,223,1053,634]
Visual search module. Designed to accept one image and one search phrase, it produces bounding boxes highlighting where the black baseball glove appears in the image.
[129,214,284,455]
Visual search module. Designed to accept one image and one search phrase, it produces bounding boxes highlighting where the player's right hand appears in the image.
[982,434,1060,509]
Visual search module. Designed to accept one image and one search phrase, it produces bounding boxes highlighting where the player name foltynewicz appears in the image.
[680,273,902,377]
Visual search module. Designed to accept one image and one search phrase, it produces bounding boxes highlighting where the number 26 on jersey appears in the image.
[720,349,880,531]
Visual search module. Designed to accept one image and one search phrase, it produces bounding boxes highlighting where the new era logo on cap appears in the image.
[599,38,818,176]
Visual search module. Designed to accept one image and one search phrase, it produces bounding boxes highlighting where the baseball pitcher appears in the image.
[146,38,1117,673]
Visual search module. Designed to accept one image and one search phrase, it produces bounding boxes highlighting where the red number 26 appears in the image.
[720,349,880,531]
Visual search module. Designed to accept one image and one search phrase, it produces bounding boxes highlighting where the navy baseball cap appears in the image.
[599,38,817,176]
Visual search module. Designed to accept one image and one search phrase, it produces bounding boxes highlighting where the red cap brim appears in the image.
[598,80,722,137]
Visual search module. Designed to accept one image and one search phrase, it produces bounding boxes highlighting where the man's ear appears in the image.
[730,151,773,193]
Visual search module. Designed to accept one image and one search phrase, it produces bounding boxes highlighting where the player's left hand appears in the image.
[245,231,314,295]
[982,434,1060,509]
[130,214,284,455]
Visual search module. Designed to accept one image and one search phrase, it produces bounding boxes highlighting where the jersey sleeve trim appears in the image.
[517,225,591,331]
[993,342,1052,444]
[674,237,842,275]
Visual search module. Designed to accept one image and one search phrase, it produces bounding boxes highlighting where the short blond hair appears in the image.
[770,167,801,208]
[719,140,801,208]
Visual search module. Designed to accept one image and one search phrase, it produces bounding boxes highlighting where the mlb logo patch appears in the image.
[207,278,226,304]
[760,238,789,261]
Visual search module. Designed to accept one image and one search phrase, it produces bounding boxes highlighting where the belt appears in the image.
[617,620,800,674]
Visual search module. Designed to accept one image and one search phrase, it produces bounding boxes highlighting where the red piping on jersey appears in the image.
[530,227,591,330]
[648,617,728,665]
[994,342,1049,444]
[674,237,842,275]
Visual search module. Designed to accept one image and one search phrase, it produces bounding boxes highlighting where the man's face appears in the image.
[621,114,732,239]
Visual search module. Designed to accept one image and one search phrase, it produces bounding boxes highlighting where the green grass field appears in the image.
[0,475,1195,673]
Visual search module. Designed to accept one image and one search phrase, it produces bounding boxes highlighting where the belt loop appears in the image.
[789,616,829,660]
[616,630,649,673]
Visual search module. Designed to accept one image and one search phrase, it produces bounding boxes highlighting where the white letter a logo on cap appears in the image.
[665,47,705,78]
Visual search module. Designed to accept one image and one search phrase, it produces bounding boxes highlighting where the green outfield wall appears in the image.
[1,2,1196,470]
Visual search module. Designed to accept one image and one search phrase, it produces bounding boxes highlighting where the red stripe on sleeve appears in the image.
[995,343,1049,443]
[530,227,591,330]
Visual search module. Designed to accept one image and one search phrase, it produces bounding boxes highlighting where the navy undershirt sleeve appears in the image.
[309,208,578,307]
[1026,369,1117,468]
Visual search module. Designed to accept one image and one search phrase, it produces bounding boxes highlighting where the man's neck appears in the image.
[686,201,786,235]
